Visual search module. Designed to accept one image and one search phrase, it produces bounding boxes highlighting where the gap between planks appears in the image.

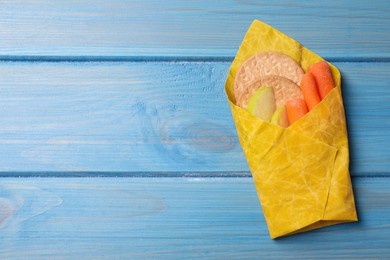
[0,55,390,63]
[0,172,389,178]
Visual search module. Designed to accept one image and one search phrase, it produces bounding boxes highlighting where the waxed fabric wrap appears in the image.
[225,20,358,239]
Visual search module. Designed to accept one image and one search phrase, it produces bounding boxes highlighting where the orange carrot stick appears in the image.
[300,72,321,110]
[308,60,335,100]
[286,99,308,125]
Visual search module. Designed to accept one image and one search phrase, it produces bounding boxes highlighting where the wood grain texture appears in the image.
[0,61,388,175]
[0,177,388,259]
[0,0,389,59]
[0,0,388,258]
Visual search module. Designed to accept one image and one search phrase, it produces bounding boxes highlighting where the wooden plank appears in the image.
[0,61,389,175]
[0,0,389,59]
[0,177,388,259]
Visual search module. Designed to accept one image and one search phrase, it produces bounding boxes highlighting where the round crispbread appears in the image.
[238,76,303,109]
[234,51,304,106]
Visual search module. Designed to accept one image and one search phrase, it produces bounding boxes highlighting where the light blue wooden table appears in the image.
[0,1,389,258]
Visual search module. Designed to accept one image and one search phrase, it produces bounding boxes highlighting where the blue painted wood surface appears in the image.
[0,0,390,258]
[0,0,389,59]
[0,177,389,259]
[0,62,389,175]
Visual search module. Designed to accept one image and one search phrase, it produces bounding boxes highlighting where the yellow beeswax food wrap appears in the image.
[225,20,358,239]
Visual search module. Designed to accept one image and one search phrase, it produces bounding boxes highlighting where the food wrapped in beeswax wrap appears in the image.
[225,20,358,239]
